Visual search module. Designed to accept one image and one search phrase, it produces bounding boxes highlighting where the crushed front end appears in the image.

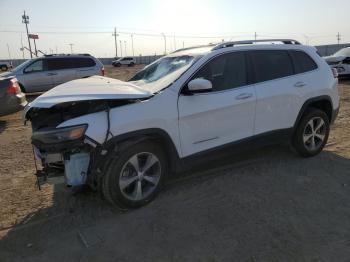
[25,101,107,189]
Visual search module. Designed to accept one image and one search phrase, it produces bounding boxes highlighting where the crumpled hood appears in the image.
[27,76,153,109]
[324,55,346,63]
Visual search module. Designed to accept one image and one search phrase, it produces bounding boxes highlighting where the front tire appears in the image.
[102,141,168,209]
[293,108,330,157]
[1,65,8,71]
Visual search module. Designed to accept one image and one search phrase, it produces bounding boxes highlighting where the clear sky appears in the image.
[0,0,349,59]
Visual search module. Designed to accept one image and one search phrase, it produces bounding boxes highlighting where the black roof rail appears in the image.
[212,39,301,51]
[43,53,91,57]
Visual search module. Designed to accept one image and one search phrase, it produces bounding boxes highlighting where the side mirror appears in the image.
[187,78,212,92]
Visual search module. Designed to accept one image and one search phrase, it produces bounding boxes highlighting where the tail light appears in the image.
[101,67,105,76]
[332,68,338,78]
[6,79,21,94]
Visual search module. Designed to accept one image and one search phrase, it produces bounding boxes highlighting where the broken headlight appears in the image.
[32,124,88,144]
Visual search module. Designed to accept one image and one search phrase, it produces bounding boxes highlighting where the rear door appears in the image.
[47,58,77,87]
[178,51,256,157]
[252,50,314,135]
[22,59,54,92]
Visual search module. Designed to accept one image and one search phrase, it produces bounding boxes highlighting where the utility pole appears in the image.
[55,46,58,54]
[6,44,12,65]
[68,43,74,54]
[254,32,257,40]
[183,41,184,48]
[119,40,123,57]
[112,27,118,58]
[22,11,32,58]
[131,34,134,57]
[161,33,167,55]
[20,33,25,59]
[337,32,341,45]
[302,34,310,45]
[124,41,127,56]
[173,33,176,51]
[33,38,38,57]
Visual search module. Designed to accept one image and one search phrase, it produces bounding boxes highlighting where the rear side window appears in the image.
[191,52,247,92]
[74,58,96,68]
[290,51,318,74]
[251,50,294,82]
[47,57,95,70]
[47,58,73,70]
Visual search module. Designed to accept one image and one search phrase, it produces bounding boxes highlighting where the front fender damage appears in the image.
[27,98,145,189]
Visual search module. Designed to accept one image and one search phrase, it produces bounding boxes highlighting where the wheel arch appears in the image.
[293,95,334,130]
[103,128,180,173]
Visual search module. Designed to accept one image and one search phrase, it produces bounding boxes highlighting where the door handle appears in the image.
[235,93,253,100]
[47,72,57,76]
[294,82,306,88]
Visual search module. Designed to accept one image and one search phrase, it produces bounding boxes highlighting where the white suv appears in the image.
[324,47,350,77]
[24,39,340,208]
[112,57,136,67]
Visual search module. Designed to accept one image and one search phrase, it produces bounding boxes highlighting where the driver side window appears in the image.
[24,60,45,73]
[191,52,247,92]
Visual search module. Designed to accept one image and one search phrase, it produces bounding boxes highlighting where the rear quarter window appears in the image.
[74,58,96,68]
[290,50,318,74]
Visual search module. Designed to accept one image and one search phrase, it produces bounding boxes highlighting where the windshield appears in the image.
[129,55,197,92]
[333,48,350,57]
[11,59,34,72]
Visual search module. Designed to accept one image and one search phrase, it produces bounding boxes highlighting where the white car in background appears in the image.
[324,47,350,77]
[112,57,136,67]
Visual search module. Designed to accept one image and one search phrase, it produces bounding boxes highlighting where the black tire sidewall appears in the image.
[293,108,330,157]
[103,141,167,208]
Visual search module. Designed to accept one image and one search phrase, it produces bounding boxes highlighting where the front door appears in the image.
[178,51,256,157]
[22,59,54,92]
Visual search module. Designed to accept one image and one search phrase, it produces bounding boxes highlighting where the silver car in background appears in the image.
[0,54,104,93]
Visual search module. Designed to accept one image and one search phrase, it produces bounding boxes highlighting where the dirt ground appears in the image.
[0,66,350,261]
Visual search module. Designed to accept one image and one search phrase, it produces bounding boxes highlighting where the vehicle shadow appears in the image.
[1,145,350,261]
[0,120,7,134]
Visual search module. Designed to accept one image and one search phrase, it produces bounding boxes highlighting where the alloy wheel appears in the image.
[303,117,326,151]
[119,152,161,201]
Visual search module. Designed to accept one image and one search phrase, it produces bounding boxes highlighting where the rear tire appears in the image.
[102,141,168,209]
[293,108,330,157]
[1,65,8,71]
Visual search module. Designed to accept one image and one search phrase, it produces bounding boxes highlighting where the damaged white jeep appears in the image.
[24,40,340,209]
